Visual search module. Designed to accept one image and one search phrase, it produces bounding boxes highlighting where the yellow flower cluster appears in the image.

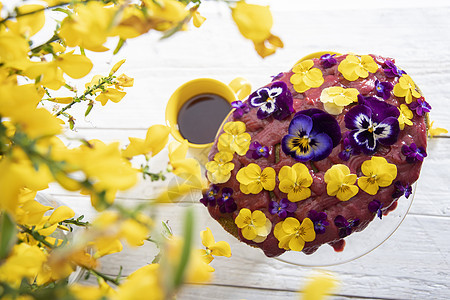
[235,208,272,242]
[290,60,324,93]
[320,87,359,115]
[274,217,316,251]
[338,55,378,81]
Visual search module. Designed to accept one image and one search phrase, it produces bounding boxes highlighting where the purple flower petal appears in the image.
[308,210,329,234]
[344,105,373,130]
[334,215,349,228]
[320,53,337,69]
[383,60,406,78]
[409,97,431,116]
[375,80,393,100]
[402,143,427,163]
[280,198,297,213]
[248,81,294,120]
[375,117,400,146]
[360,97,400,123]
[368,200,383,219]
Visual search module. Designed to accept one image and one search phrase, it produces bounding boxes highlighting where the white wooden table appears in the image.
[45,1,450,298]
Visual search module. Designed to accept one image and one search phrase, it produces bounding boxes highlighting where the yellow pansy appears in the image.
[428,120,448,137]
[122,124,170,158]
[278,163,313,202]
[398,104,413,130]
[290,60,324,93]
[205,151,235,184]
[320,86,359,115]
[393,74,421,104]
[168,140,203,189]
[324,164,359,201]
[218,121,251,156]
[236,163,276,194]
[234,208,272,242]
[338,55,378,81]
[200,227,232,264]
[273,217,315,251]
[358,157,397,195]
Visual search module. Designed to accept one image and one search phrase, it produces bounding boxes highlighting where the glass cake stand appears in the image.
[274,183,416,267]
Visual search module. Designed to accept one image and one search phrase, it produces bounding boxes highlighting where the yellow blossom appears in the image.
[301,273,338,300]
[234,208,272,242]
[428,120,448,137]
[324,164,359,201]
[200,227,232,263]
[358,157,397,195]
[96,88,127,106]
[393,74,421,104]
[109,59,126,75]
[218,121,251,156]
[278,163,313,202]
[9,106,63,138]
[15,199,52,226]
[36,205,75,236]
[0,27,30,69]
[273,217,315,251]
[168,140,203,188]
[338,55,378,81]
[205,151,235,184]
[290,60,324,93]
[119,219,150,247]
[398,104,413,130]
[71,278,116,300]
[5,4,45,37]
[192,11,206,28]
[122,124,170,158]
[320,86,359,115]
[115,74,134,88]
[236,163,276,194]
[114,264,163,300]
[143,0,189,32]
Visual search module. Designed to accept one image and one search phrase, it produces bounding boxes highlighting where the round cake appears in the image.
[200,53,429,257]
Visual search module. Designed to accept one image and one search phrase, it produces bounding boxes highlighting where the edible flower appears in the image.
[320,53,337,69]
[334,215,359,238]
[324,164,359,201]
[273,217,316,251]
[409,97,431,116]
[398,104,413,130]
[217,187,237,213]
[269,198,297,219]
[278,163,313,202]
[200,185,219,207]
[393,74,421,104]
[428,121,448,137]
[290,60,324,93]
[383,60,406,78]
[344,96,400,154]
[338,135,361,161]
[337,54,378,81]
[307,210,329,234]
[234,208,272,242]
[320,86,359,115]
[374,80,393,100]
[245,141,269,159]
[231,100,250,118]
[236,163,276,194]
[282,109,341,162]
[248,81,294,120]
[218,121,251,156]
[392,181,412,199]
[368,200,383,219]
[358,156,397,195]
[205,151,235,184]
[200,228,231,264]
[402,143,427,163]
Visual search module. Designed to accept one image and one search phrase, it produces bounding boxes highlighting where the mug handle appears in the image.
[228,77,252,101]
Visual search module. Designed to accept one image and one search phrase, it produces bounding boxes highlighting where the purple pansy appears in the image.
[217,187,237,213]
[383,60,406,78]
[334,215,360,238]
[269,198,297,219]
[320,53,337,69]
[344,96,400,154]
[271,72,284,81]
[246,141,269,160]
[307,210,329,234]
[374,80,393,100]
[409,97,431,116]
[392,181,412,199]
[231,100,250,119]
[402,143,427,163]
[368,200,383,219]
[338,134,361,161]
[248,81,294,120]
[200,184,219,207]
[282,109,341,162]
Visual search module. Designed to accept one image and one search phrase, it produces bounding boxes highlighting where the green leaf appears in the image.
[0,212,18,260]
[172,207,194,289]
[113,38,126,55]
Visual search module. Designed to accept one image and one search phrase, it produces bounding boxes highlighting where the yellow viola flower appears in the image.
[338,55,378,81]
[200,227,232,263]
[234,208,271,242]
[122,124,170,158]
[358,157,397,195]
[398,104,413,130]
[290,60,324,93]
[278,163,313,202]
[273,217,315,251]
[236,163,276,194]
[205,151,235,184]
[320,86,359,115]
[393,74,422,104]
[428,120,448,137]
[218,121,251,156]
[324,164,359,201]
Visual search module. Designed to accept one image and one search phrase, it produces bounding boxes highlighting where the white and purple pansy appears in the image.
[248,81,294,120]
[282,109,341,162]
[344,96,400,154]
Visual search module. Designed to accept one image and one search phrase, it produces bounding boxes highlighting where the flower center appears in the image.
[367,175,377,184]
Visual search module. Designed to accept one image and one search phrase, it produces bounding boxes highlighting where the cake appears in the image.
[200,53,429,257]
